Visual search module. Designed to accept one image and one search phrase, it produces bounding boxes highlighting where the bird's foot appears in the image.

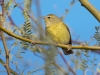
[80,43,85,46]
[68,44,72,51]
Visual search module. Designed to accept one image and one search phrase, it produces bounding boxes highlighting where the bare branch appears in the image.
[0,0,10,75]
[0,58,18,75]
[58,51,76,75]
[79,0,100,22]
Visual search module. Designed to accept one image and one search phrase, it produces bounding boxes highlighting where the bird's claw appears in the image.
[68,44,72,51]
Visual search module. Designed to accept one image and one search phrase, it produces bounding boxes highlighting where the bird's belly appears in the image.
[47,25,70,44]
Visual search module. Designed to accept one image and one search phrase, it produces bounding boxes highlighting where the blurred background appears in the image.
[0,0,100,75]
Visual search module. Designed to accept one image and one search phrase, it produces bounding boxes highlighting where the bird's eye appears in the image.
[47,16,50,19]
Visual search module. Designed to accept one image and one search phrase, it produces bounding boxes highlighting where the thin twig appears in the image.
[58,51,76,75]
[0,58,18,75]
[0,0,10,75]
[0,36,13,40]
[13,0,45,34]
[13,0,38,24]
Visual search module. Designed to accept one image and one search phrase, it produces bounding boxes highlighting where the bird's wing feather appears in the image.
[62,22,72,45]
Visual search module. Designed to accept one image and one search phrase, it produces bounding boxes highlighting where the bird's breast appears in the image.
[46,23,70,44]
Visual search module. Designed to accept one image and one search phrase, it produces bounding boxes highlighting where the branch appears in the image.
[0,25,100,50]
[0,58,18,75]
[13,0,38,25]
[79,0,100,22]
[0,36,82,45]
[58,51,76,75]
[0,0,10,75]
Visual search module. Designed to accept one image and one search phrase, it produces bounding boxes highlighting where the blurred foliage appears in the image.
[5,0,13,11]
[71,46,97,74]
[20,10,32,49]
[94,26,100,46]
[24,0,33,12]
[79,49,89,71]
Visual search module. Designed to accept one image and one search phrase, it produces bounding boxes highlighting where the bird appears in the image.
[43,14,73,55]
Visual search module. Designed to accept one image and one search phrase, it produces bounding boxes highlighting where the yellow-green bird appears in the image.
[43,14,73,55]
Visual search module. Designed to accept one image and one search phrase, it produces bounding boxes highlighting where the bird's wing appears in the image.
[62,22,72,45]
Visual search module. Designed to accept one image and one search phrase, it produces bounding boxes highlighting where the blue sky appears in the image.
[0,0,100,75]
[11,0,100,42]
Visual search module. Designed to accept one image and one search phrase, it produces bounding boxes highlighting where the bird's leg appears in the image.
[68,44,72,51]
[80,43,85,46]
[31,41,35,46]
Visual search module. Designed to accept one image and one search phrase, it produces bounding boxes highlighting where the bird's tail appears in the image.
[62,48,73,55]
